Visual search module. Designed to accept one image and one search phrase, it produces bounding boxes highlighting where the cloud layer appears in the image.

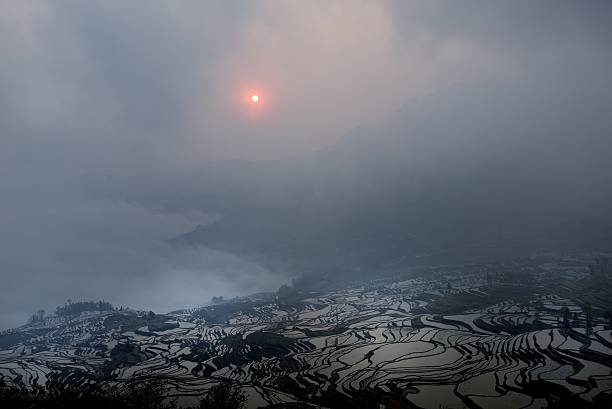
[1,1,611,328]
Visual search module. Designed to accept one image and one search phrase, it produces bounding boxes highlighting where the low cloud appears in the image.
[1,1,611,328]
[0,190,284,328]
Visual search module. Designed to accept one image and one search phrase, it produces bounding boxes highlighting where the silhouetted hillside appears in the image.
[172,78,612,278]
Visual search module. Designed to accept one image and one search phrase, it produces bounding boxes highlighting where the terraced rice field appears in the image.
[1,274,611,408]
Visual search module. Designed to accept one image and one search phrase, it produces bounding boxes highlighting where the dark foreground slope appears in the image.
[0,379,246,409]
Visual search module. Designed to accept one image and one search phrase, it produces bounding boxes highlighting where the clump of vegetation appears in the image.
[0,380,171,409]
[198,381,246,409]
[0,379,246,409]
[55,299,114,317]
[28,309,46,323]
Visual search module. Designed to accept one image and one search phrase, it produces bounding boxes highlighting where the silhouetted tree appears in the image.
[561,307,570,332]
[55,300,114,317]
[29,309,45,323]
[198,381,246,409]
[585,304,593,335]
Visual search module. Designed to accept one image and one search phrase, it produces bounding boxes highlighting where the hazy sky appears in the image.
[1,1,611,328]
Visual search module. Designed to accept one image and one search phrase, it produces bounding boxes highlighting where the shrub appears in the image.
[0,379,247,409]
[198,381,246,409]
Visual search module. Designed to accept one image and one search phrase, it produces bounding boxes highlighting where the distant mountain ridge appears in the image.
[172,77,612,277]
[77,76,612,279]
